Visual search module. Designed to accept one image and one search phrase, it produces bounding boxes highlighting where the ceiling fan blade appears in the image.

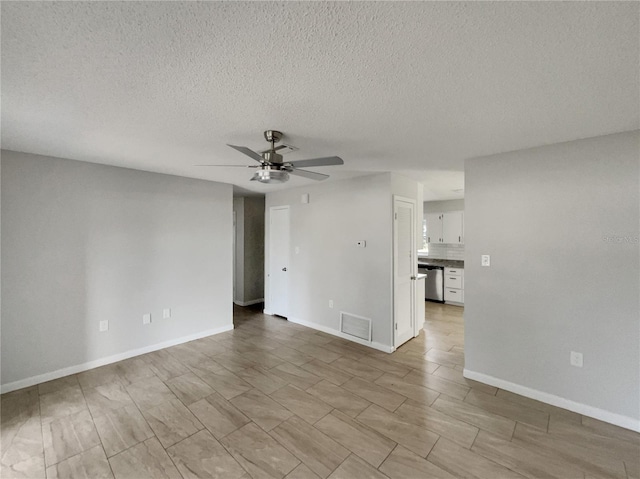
[289,169,329,181]
[194,164,258,167]
[287,156,344,168]
[227,144,265,163]
[260,144,288,154]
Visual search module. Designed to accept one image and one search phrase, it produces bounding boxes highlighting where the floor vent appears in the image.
[340,312,372,342]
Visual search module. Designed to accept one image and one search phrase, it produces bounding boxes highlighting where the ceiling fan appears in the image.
[197,130,344,184]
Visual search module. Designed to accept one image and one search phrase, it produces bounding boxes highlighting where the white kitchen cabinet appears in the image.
[425,211,464,244]
[444,288,463,303]
[444,274,462,289]
[442,211,464,244]
[445,267,463,275]
[444,267,464,305]
[425,213,443,244]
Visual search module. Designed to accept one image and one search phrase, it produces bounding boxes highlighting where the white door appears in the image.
[394,196,416,347]
[269,206,290,318]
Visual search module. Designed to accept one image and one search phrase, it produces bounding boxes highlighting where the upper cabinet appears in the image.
[443,211,464,244]
[425,213,443,244]
[426,211,464,244]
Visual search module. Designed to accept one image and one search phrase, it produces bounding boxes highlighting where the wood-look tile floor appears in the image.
[2,303,639,478]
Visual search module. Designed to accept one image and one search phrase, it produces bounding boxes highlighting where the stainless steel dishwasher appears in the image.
[418,264,444,302]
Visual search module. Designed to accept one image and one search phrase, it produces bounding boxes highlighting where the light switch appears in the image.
[301,193,309,204]
[143,313,151,325]
[481,255,491,266]
[163,308,171,319]
[356,240,366,248]
[99,320,109,332]
[295,246,300,255]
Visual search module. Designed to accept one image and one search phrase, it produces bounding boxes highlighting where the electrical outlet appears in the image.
[329,300,334,308]
[99,320,109,332]
[163,308,171,319]
[143,313,152,325]
[481,255,491,267]
[570,351,583,368]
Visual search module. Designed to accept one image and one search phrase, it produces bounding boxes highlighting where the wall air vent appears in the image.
[340,312,372,342]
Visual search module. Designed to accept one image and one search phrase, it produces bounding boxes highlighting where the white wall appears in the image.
[265,173,393,349]
[1,151,233,391]
[423,199,464,214]
[266,173,392,349]
[264,173,422,351]
[464,130,640,430]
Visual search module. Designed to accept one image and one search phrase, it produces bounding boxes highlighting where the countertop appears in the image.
[417,258,464,269]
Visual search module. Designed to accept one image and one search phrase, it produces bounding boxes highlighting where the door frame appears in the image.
[392,195,417,348]
[265,205,290,317]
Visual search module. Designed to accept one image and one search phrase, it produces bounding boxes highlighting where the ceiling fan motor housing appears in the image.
[262,150,284,164]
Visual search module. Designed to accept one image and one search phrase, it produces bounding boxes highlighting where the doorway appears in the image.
[232,210,237,301]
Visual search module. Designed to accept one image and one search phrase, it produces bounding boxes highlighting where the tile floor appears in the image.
[1,303,639,478]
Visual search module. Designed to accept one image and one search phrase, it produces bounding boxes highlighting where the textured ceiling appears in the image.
[2,2,638,199]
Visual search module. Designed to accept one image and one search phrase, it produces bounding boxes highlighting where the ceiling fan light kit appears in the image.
[251,168,290,184]
[197,130,344,184]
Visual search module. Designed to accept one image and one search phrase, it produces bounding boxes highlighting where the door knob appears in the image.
[282,267,287,272]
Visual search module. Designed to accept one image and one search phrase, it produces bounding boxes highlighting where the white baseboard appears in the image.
[288,316,394,353]
[0,324,234,394]
[234,298,264,307]
[263,309,274,315]
[463,369,640,433]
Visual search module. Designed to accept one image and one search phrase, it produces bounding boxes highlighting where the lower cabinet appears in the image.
[444,267,464,305]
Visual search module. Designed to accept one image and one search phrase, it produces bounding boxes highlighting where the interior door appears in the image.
[269,206,290,318]
[394,196,416,347]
